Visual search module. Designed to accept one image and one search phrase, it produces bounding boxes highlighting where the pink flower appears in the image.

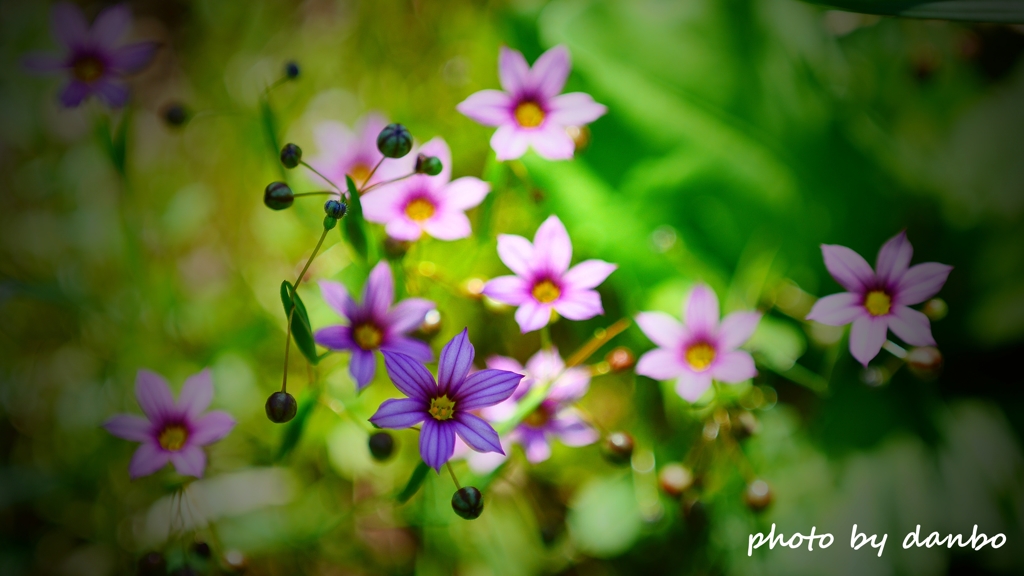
[361,137,489,241]
[456,45,606,161]
[636,284,761,402]
[306,112,391,190]
[806,231,952,366]
[104,369,235,479]
[22,3,157,108]
[483,215,617,333]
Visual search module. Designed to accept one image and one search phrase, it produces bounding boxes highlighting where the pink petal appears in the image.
[438,328,475,396]
[314,325,354,351]
[350,349,377,390]
[894,263,952,306]
[524,349,566,382]
[849,315,888,366]
[491,124,530,161]
[515,300,552,333]
[467,447,508,474]
[522,430,552,463]
[91,4,132,47]
[527,124,576,160]
[636,348,686,380]
[420,419,456,472]
[369,398,427,429]
[364,261,394,319]
[563,260,616,291]
[51,2,89,48]
[59,81,91,108]
[170,445,207,478]
[457,89,513,127]
[318,280,358,320]
[387,298,434,333]
[496,234,535,276]
[806,292,864,326]
[177,369,213,418]
[93,80,129,108]
[822,244,875,292]
[361,184,406,223]
[453,412,503,453]
[887,306,935,346]
[109,42,158,74]
[548,92,608,126]
[382,351,437,401]
[716,312,761,351]
[685,284,720,335]
[129,443,170,479]
[483,275,530,306]
[104,414,152,442]
[442,177,490,211]
[416,137,452,184]
[485,355,524,374]
[710,351,757,383]
[135,370,174,423]
[547,366,591,403]
[385,218,423,242]
[356,112,389,159]
[675,371,713,402]
[423,211,472,240]
[189,411,236,445]
[636,312,686,349]
[551,411,599,446]
[533,215,572,274]
[553,289,603,320]
[22,52,66,75]
[498,46,531,96]
[529,45,571,98]
[875,230,913,286]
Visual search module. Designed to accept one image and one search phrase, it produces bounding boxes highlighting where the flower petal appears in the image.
[318,280,358,321]
[382,351,436,401]
[551,411,599,446]
[466,446,509,474]
[51,2,89,48]
[496,233,535,277]
[498,46,530,96]
[315,325,355,353]
[189,411,235,446]
[177,369,213,418]
[552,289,603,320]
[170,446,207,478]
[685,283,720,335]
[380,336,432,362]
[91,4,132,46]
[548,92,608,126]
[423,211,472,240]
[93,80,129,109]
[350,349,377,391]
[438,328,474,396]
[521,429,552,463]
[387,298,434,333]
[716,311,761,351]
[822,244,875,292]
[21,52,66,75]
[482,275,530,306]
[675,371,713,403]
[529,45,571,98]
[456,89,513,127]
[364,261,394,320]
[59,81,91,108]
[710,351,757,383]
[849,315,887,366]
[485,355,524,374]
[636,348,686,380]
[875,230,913,286]
[524,348,566,382]
[491,124,530,161]
[110,42,158,74]
[515,300,552,333]
[104,414,152,442]
[129,443,170,479]
[416,137,452,184]
[806,292,864,326]
[547,366,590,403]
[385,218,423,241]
[135,370,174,423]
[456,369,523,411]
[636,311,685,349]
[562,260,616,291]
[887,306,935,346]
[442,177,490,211]
[527,124,576,160]
[420,419,456,472]
[894,263,953,306]
[369,398,427,429]
[533,215,572,274]
[453,412,503,454]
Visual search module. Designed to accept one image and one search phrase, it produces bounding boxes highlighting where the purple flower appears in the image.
[368,329,523,471]
[314,261,435,391]
[22,3,158,109]
[635,284,761,402]
[306,112,392,190]
[806,231,953,366]
[103,369,235,479]
[483,215,617,333]
[456,45,606,161]
[362,137,490,241]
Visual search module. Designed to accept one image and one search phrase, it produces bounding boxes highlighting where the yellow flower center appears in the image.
[429,395,456,421]
[864,290,891,316]
[685,342,716,372]
[523,404,552,428]
[72,56,104,83]
[404,198,436,221]
[158,425,188,452]
[349,163,371,188]
[353,323,383,350]
[531,280,561,303]
[514,101,545,128]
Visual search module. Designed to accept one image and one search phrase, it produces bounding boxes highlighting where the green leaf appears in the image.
[275,389,317,461]
[799,1,1024,22]
[343,175,369,261]
[280,281,319,365]
[259,97,284,177]
[397,461,431,503]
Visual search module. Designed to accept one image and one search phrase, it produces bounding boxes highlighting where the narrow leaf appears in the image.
[343,175,369,261]
[280,281,320,365]
[397,461,431,503]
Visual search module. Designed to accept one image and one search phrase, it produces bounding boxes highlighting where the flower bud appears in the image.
[192,541,211,559]
[907,346,943,380]
[605,346,635,372]
[658,463,694,498]
[368,431,395,461]
[414,154,443,176]
[284,61,300,79]
[280,143,302,169]
[137,552,166,576]
[264,182,294,211]
[601,431,634,466]
[416,309,442,338]
[923,298,948,321]
[744,479,773,512]
[451,486,484,519]
[324,198,347,219]
[162,103,189,128]
[265,391,297,423]
[377,123,412,158]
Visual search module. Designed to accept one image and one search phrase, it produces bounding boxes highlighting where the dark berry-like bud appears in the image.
[377,123,412,158]
[368,431,395,461]
[284,61,300,79]
[451,486,484,519]
[744,479,773,512]
[923,298,947,321]
[605,346,635,372]
[264,182,294,211]
[162,103,189,127]
[265,391,297,423]
[280,143,302,169]
[414,154,443,176]
[601,431,634,466]
[137,552,166,576]
[907,346,943,380]
[192,541,211,559]
[324,198,346,219]
[658,463,694,498]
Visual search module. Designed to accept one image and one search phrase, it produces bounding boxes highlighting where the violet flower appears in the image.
[456,45,606,161]
[306,112,392,190]
[22,3,158,108]
[636,284,761,402]
[315,261,435,391]
[806,231,952,366]
[483,215,616,333]
[362,137,490,241]
[104,369,235,479]
[368,329,523,471]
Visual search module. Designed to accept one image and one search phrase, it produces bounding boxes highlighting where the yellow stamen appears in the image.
[685,342,716,372]
[349,163,371,187]
[514,101,545,128]
[532,280,561,303]
[158,425,188,452]
[404,198,435,221]
[864,290,892,316]
[429,395,456,421]
[72,56,104,83]
[353,323,383,350]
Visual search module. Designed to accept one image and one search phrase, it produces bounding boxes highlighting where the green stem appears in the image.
[292,191,340,198]
[293,226,330,291]
[359,171,416,195]
[446,462,462,490]
[359,157,386,192]
[540,324,553,350]
[300,161,345,194]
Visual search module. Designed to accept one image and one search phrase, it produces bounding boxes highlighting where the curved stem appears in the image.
[292,191,340,198]
[446,462,462,490]
[293,226,330,290]
[566,318,631,368]
[300,161,345,194]
[359,157,387,192]
[359,171,415,195]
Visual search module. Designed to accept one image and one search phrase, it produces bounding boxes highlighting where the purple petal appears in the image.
[110,42,158,74]
[563,260,616,291]
[59,81,91,108]
[438,328,474,396]
[386,298,434,333]
[552,289,603,320]
[51,2,89,48]
[533,215,572,274]
[453,412,503,453]
[521,429,552,463]
[135,370,174,423]
[675,371,713,403]
[548,92,608,126]
[104,414,152,442]
[369,398,427,429]
[636,348,686,380]
[457,89,513,127]
[423,211,472,240]
[547,366,591,403]
[420,419,456,472]
[22,52,66,75]
[128,443,170,479]
[442,177,490,211]
[496,234,535,277]
[318,280,359,321]
[483,275,530,306]
[716,311,761,351]
[381,336,432,362]
[456,369,523,411]
[91,4,132,46]
[552,411,599,447]
[498,46,530,96]
[350,349,378,391]
[189,411,236,446]
[466,447,509,474]
[887,306,935,346]
[822,244,875,292]
[529,45,571,98]
[849,315,887,366]
[364,261,394,320]
[710,351,757,383]
[527,124,576,160]
[382,351,436,400]
[524,348,566,382]
[356,113,389,163]
[806,292,864,326]
[491,124,529,161]
[685,284,720,335]
[170,446,206,478]
[515,300,552,333]
[636,312,686,349]
[93,80,129,108]
[315,325,355,352]
[177,369,213,418]
[895,263,953,306]
[875,231,913,286]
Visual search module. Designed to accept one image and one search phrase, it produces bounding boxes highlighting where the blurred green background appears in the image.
[1,0,1024,574]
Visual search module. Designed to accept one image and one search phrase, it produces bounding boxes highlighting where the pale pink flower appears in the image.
[306,112,392,190]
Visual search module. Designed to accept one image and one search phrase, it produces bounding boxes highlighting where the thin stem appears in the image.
[292,191,339,198]
[359,171,415,195]
[300,160,345,194]
[293,226,330,291]
[359,157,386,192]
[566,318,632,368]
[882,339,907,360]
[446,462,462,490]
[540,324,553,351]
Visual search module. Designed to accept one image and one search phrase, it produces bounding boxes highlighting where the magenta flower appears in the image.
[22,3,157,108]
[362,137,489,241]
[306,112,392,190]
[368,329,523,471]
[483,215,616,333]
[636,284,761,402]
[103,369,235,479]
[314,261,435,391]
[456,45,606,161]
[806,231,953,366]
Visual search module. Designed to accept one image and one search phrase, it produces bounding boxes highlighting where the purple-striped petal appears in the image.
[128,442,170,479]
[350,349,377,390]
[442,177,490,211]
[530,45,570,98]
[717,311,761,351]
[533,216,572,274]
[636,312,686,349]
[189,411,235,446]
[636,348,686,380]
[806,292,864,326]
[894,263,952,306]
[685,284,720,335]
[496,234,535,277]
[498,46,530,96]
[110,41,158,74]
[104,414,152,442]
[135,370,174,423]
[314,325,355,351]
[528,124,576,160]
[548,92,608,126]
[710,351,757,383]
[675,371,713,403]
[177,369,213,418]
[420,419,456,472]
[52,2,89,48]
[93,80,129,108]
[887,306,935,346]
[849,315,888,366]
[381,336,432,362]
[364,261,394,320]
[456,369,523,411]
[875,231,913,286]
[382,351,436,401]
[22,52,66,74]
[563,260,616,291]
[553,289,603,320]
[483,275,530,306]
[369,398,427,429]
[91,4,132,46]
[59,81,91,108]
[491,124,529,161]
[457,89,512,126]
[387,298,434,333]
[438,328,474,396]
[169,446,206,478]
[453,412,503,454]
[822,244,875,292]
[319,280,359,320]
[514,300,552,333]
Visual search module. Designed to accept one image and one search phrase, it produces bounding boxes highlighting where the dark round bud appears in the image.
[162,103,189,127]
[377,123,413,158]
[744,479,773,512]
[263,182,294,211]
[137,552,166,576]
[414,154,443,176]
[265,391,297,423]
[324,198,347,219]
[601,431,634,466]
[922,298,948,321]
[368,431,395,461]
[907,346,943,380]
[658,463,694,498]
[280,143,302,169]
[191,541,211,559]
[605,346,635,372]
[451,486,484,519]
[284,61,300,79]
